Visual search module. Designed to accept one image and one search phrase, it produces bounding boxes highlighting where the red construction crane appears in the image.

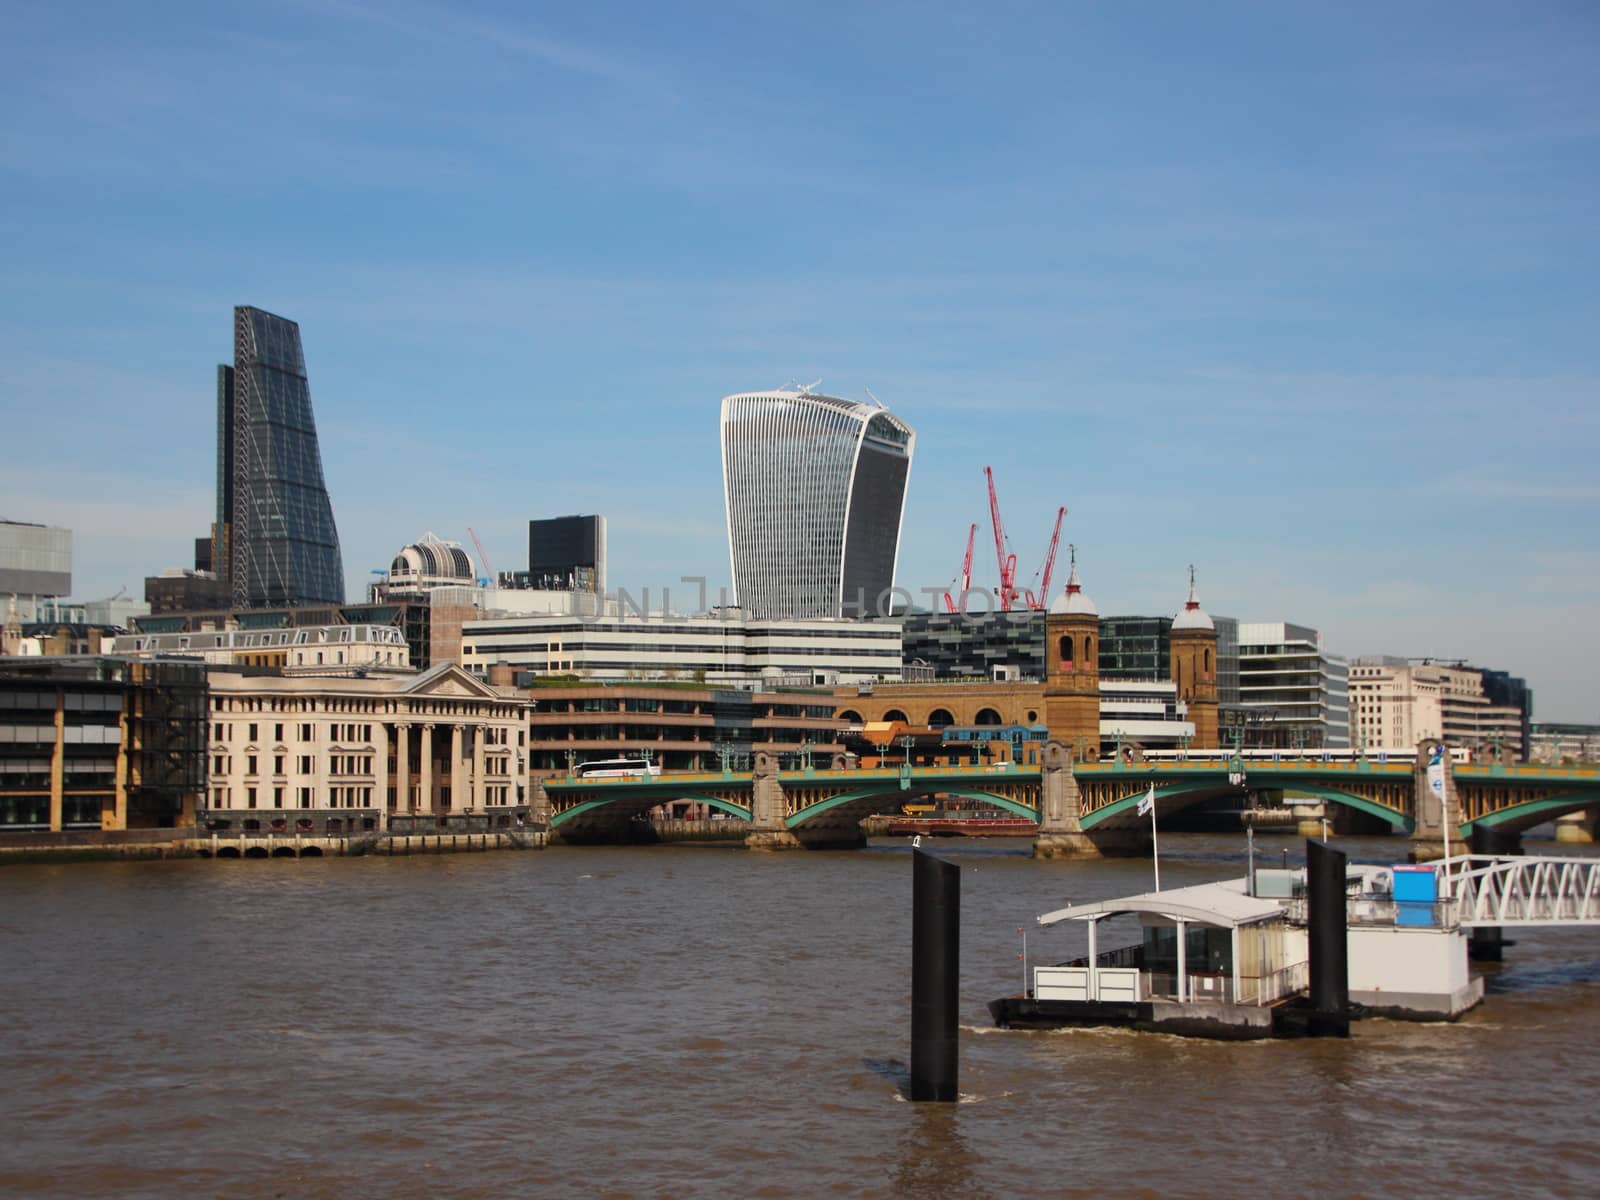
[1023,506,1066,609]
[941,523,979,613]
[466,527,495,586]
[985,466,1020,611]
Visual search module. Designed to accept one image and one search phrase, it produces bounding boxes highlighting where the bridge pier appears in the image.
[1554,812,1597,844]
[1295,800,1328,838]
[1034,741,1117,859]
[1409,739,1468,863]
[744,752,802,852]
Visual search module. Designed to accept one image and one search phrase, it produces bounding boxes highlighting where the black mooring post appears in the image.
[1471,823,1521,857]
[1468,824,1519,962]
[911,848,960,1102]
[1306,839,1349,1038]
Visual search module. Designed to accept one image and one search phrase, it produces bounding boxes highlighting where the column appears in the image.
[372,719,388,816]
[1175,920,1188,1003]
[450,723,466,813]
[110,694,129,831]
[318,714,332,812]
[472,721,487,809]
[1086,916,1099,1001]
[395,723,410,816]
[419,724,435,816]
[49,688,65,833]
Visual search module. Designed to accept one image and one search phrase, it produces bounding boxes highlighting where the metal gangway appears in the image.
[1444,855,1600,927]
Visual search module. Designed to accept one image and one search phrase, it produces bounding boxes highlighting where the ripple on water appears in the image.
[3,840,1600,1198]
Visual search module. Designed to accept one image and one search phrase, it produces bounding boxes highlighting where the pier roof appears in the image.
[1037,878,1285,929]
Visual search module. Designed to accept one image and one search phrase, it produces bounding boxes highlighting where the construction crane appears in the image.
[985,466,1020,611]
[941,523,979,614]
[1022,506,1066,609]
[984,467,1067,611]
[467,527,495,587]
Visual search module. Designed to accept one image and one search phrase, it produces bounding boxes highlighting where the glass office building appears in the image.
[900,611,1044,679]
[721,389,915,619]
[215,306,344,609]
[527,515,606,594]
[1233,621,1349,748]
[1097,616,1173,680]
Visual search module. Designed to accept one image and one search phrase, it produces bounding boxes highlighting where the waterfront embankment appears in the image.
[0,826,550,864]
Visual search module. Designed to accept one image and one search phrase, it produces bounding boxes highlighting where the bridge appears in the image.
[538,758,1045,850]
[533,738,1600,855]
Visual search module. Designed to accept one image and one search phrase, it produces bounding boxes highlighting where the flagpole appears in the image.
[1149,784,1160,893]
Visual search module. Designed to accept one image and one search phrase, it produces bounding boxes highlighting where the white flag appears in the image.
[1137,784,1155,817]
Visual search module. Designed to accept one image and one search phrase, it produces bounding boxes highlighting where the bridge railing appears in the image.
[1457,763,1600,780]
[1446,855,1600,926]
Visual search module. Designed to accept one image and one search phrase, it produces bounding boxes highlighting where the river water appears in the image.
[4,834,1599,1199]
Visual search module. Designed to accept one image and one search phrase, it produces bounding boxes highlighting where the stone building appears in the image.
[204,663,529,833]
[113,623,409,673]
[1348,657,1529,758]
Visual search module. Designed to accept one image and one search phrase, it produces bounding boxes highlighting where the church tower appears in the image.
[1169,567,1219,749]
[1044,548,1100,760]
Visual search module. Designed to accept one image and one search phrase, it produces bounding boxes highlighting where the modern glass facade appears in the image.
[1213,616,1241,706]
[216,306,344,609]
[1097,616,1172,680]
[0,656,206,831]
[1232,621,1349,748]
[721,391,914,619]
[900,611,1045,679]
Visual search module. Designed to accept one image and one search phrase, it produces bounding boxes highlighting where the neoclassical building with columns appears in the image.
[204,663,529,832]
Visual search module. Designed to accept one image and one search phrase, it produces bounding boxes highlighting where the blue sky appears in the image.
[2,1,1596,718]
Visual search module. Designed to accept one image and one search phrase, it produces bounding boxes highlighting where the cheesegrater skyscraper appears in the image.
[214,306,344,608]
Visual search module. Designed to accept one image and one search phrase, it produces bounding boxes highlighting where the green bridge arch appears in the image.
[1078,778,1411,833]
[550,792,751,828]
[1469,793,1600,835]
[789,785,1038,828]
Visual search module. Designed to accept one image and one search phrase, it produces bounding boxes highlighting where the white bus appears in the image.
[574,758,662,779]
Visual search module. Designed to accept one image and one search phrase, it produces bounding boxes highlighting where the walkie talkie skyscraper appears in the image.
[720,388,914,620]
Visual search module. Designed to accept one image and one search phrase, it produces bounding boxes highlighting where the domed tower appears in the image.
[378,533,477,599]
[1044,547,1100,760]
[1169,566,1218,749]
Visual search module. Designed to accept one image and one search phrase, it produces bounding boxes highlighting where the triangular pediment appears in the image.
[401,662,500,699]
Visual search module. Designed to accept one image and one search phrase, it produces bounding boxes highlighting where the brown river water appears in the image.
[4,834,1599,1199]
